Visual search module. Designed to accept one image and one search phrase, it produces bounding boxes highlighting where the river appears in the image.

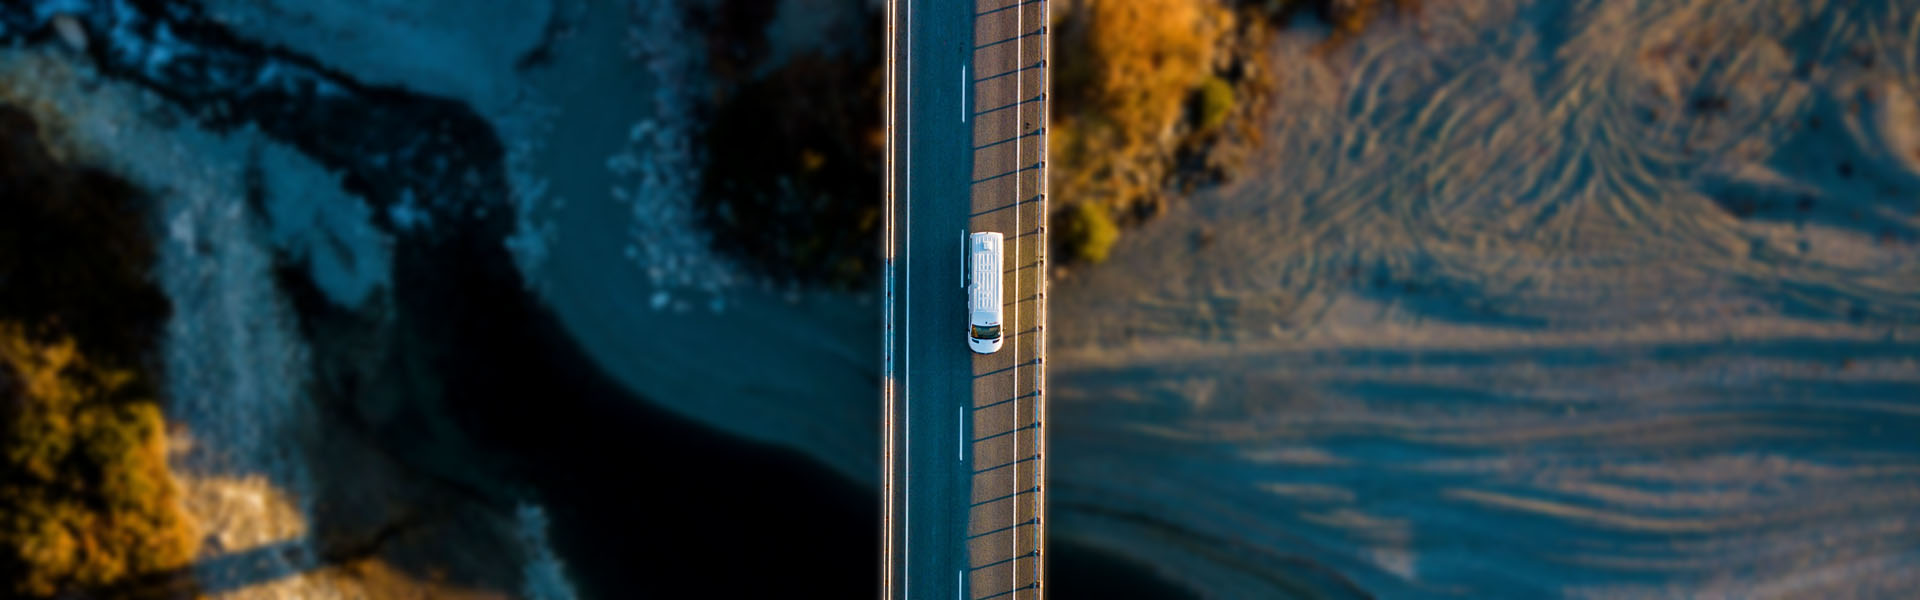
[16,0,1915,597]
[1047,0,1920,596]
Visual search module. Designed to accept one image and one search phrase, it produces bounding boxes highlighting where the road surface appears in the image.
[884,0,1049,598]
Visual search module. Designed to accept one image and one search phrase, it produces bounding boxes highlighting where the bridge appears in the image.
[882,0,1049,598]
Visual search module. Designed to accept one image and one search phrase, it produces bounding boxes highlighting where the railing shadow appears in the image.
[975,25,1046,51]
[1004,259,1043,276]
[970,549,1041,572]
[975,355,1042,379]
[976,0,1044,18]
[975,360,1024,378]
[972,421,1040,444]
[974,389,1041,412]
[967,516,1041,540]
[971,484,1041,508]
[972,195,1043,218]
[974,129,1043,152]
[972,161,1044,185]
[973,93,1046,119]
[973,453,1042,475]
[973,60,1046,84]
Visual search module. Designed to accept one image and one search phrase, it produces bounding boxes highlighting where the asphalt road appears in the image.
[885,0,1048,598]
[962,0,1048,598]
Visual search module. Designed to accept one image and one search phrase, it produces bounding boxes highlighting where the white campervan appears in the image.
[967,231,1005,354]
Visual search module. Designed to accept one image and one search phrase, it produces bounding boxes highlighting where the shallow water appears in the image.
[1051,0,1920,597]
[515,0,885,487]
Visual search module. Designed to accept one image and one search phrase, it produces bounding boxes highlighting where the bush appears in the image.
[697,52,885,289]
[0,328,197,598]
[1082,0,1218,147]
[1194,76,1236,134]
[0,103,195,597]
[1060,202,1120,264]
[1051,0,1227,212]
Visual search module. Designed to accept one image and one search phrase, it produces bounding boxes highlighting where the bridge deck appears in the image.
[884,0,1047,597]
[964,0,1048,599]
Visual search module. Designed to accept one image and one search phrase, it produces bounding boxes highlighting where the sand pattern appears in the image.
[1052,0,1920,596]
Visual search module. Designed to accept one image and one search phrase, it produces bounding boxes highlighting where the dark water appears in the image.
[372,171,877,597]
[1053,541,1203,600]
[388,190,1195,597]
[428,263,1199,597]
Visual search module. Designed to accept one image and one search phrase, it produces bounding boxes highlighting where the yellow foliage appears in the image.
[1081,0,1221,149]
[1060,201,1121,263]
[0,324,197,597]
[1051,0,1230,242]
[1196,75,1236,134]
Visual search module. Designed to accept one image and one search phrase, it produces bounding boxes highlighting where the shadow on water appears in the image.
[381,177,881,597]
[397,199,1217,598]
[412,218,1209,597]
[1052,540,1203,600]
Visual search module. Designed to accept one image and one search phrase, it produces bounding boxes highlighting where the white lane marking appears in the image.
[958,569,965,600]
[961,65,968,122]
[959,405,966,461]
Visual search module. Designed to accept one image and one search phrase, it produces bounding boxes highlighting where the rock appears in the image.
[51,15,87,53]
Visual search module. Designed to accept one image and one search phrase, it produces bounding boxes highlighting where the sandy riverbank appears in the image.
[1047,0,1920,596]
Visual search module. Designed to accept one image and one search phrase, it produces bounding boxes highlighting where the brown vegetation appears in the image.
[1048,0,1275,263]
[1304,0,1422,38]
[0,328,197,598]
[1051,0,1225,216]
[688,0,1417,275]
[1047,0,1416,265]
[0,103,197,597]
